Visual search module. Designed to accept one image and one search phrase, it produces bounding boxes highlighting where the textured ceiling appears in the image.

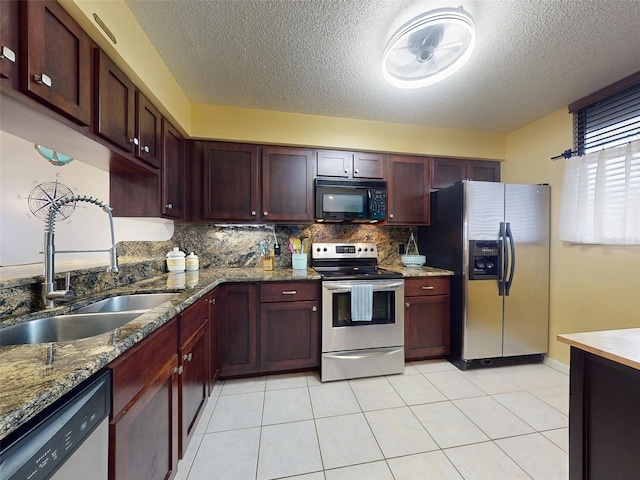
[125,0,640,133]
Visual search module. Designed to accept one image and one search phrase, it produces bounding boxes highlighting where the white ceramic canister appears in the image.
[186,252,199,271]
[166,247,186,271]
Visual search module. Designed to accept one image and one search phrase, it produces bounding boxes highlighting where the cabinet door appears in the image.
[404,295,450,360]
[0,0,19,87]
[22,0,91,125]
[136,91,162,168]
[179,322,209,458]
[219,284,258,377]
[431,158,468,189]
[161,119,184,219]
[260,300,319,372]
[110,354,179,480]
[95,49,136,153]
[261,146,314,222]
[208,289,219,388]
[353,152,385,179]
[317,150,352,177]
[469,160,500,183]
[203,142,259,221]
[387,155,431,225]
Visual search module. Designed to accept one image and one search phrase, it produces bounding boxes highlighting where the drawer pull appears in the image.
[141,145,150,153]
[405,302,410,308]
[1,46,16,63]
[421,286,435,290]
[183,352,193,362]
[312,306,317,312]
[281,290,297,295]
[174,366,183,375]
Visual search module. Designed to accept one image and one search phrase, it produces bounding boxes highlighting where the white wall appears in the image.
[0,131,173,267]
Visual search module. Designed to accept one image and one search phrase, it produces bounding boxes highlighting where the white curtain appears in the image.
[559,139,640,245]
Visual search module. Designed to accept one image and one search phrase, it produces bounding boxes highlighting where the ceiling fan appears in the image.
[383,7,476,89]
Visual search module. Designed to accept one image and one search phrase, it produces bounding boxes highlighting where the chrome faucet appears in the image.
[42,195,119,308]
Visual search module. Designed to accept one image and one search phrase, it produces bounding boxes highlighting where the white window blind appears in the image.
[559,139,640,244]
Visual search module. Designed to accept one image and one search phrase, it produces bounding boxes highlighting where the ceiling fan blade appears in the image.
[434,41,464,52]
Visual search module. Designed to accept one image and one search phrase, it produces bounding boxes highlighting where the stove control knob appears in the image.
[364,248,368,251]
[370,247,375,252]
[323,247,328,252]
[358,247,362,252]
[316,247,321,252]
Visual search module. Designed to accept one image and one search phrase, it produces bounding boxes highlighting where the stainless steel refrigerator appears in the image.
[418,181,550,370]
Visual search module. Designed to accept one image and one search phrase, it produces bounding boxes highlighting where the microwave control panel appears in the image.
[369,189,386,220]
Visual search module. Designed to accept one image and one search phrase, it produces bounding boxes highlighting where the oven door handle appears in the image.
[323,281,404,292]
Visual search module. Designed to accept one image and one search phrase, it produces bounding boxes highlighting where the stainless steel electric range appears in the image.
[311,242,405,382]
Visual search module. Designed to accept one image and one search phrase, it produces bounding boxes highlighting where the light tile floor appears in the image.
[177,360,569,480]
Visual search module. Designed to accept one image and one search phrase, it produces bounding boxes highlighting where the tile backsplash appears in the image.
[118,223,415,269]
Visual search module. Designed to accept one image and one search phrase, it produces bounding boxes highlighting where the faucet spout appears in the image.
[42,196,119,308]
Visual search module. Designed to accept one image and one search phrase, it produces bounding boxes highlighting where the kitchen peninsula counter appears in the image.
[0,267,320,440]
[557,328,640,479]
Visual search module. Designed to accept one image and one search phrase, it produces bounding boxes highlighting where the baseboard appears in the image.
[543,355,570,375]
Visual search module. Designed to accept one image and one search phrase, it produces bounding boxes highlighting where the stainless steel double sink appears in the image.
[0,293,179,346]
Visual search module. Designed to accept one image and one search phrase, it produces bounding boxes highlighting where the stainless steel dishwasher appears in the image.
[0,370,111,480]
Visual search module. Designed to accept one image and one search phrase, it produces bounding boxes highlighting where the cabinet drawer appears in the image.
[180,297,208,344]
[108,318,178,416]
[260,281,318,303]
[405,277,450,297]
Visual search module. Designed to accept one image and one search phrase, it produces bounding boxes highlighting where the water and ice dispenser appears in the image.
[469,240,501,280]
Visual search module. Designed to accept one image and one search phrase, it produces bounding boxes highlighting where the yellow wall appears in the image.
[505,109,640,365]
[61,0,505,160]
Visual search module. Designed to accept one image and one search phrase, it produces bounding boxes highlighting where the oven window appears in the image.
[332,291,396,327]
[323,193,365,214]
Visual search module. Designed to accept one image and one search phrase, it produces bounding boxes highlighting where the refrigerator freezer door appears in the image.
[463,181,505,360]
[503,184,550,356]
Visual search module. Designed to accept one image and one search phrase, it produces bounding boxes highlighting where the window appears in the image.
[560,75,640,245]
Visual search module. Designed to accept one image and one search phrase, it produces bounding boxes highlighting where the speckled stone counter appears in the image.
[382,264,454,277]
[0,267,320,440]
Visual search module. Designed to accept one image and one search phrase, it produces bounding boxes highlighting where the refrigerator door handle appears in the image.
[505,222,516,296]
[498,222,506,296]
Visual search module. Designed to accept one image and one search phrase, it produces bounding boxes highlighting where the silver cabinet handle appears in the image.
[174,366,183,375]
[1,46,16,63]
[354,169,359,174]
[210,298,216,304]
[406,302,410,308]
[251,211,257,216]
[34,73,52,87]
[183,352,193,362]
[165,203,173,209]
[281,290,297,295]
[129,137,139,146]
[421,286,435,290]
[389,213,394,218]
[141,145,150,153]
[263,211,268,216]
[312,306,317,312]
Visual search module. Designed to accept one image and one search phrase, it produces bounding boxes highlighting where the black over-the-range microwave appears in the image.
[314,179,387,223]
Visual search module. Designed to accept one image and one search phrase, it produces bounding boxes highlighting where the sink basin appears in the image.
[0,311,145,346]
[74,293,179,314]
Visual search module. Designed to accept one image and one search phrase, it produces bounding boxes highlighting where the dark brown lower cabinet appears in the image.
[219,281,320,378]
[260,300,319,373]
[568,348,640,480]
[404,277,451,360]
[108,319,179,480]
[219,284,258,377]
[178,299,209,457]
[208,288,220,389]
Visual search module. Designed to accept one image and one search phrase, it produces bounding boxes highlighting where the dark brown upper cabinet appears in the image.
[316,150,385,179]
[21,0,92,125]
[0,0,20,88]
[387,155,431,225]
[202,142,260,221]
[95,49,136,153]
[161,119,185,219]
[431,158,501,189]
[261,146,314,223]
[136,91,162,168]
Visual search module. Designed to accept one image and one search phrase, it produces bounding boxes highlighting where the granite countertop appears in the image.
[557,328,640,371]
[0,263,452,440]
